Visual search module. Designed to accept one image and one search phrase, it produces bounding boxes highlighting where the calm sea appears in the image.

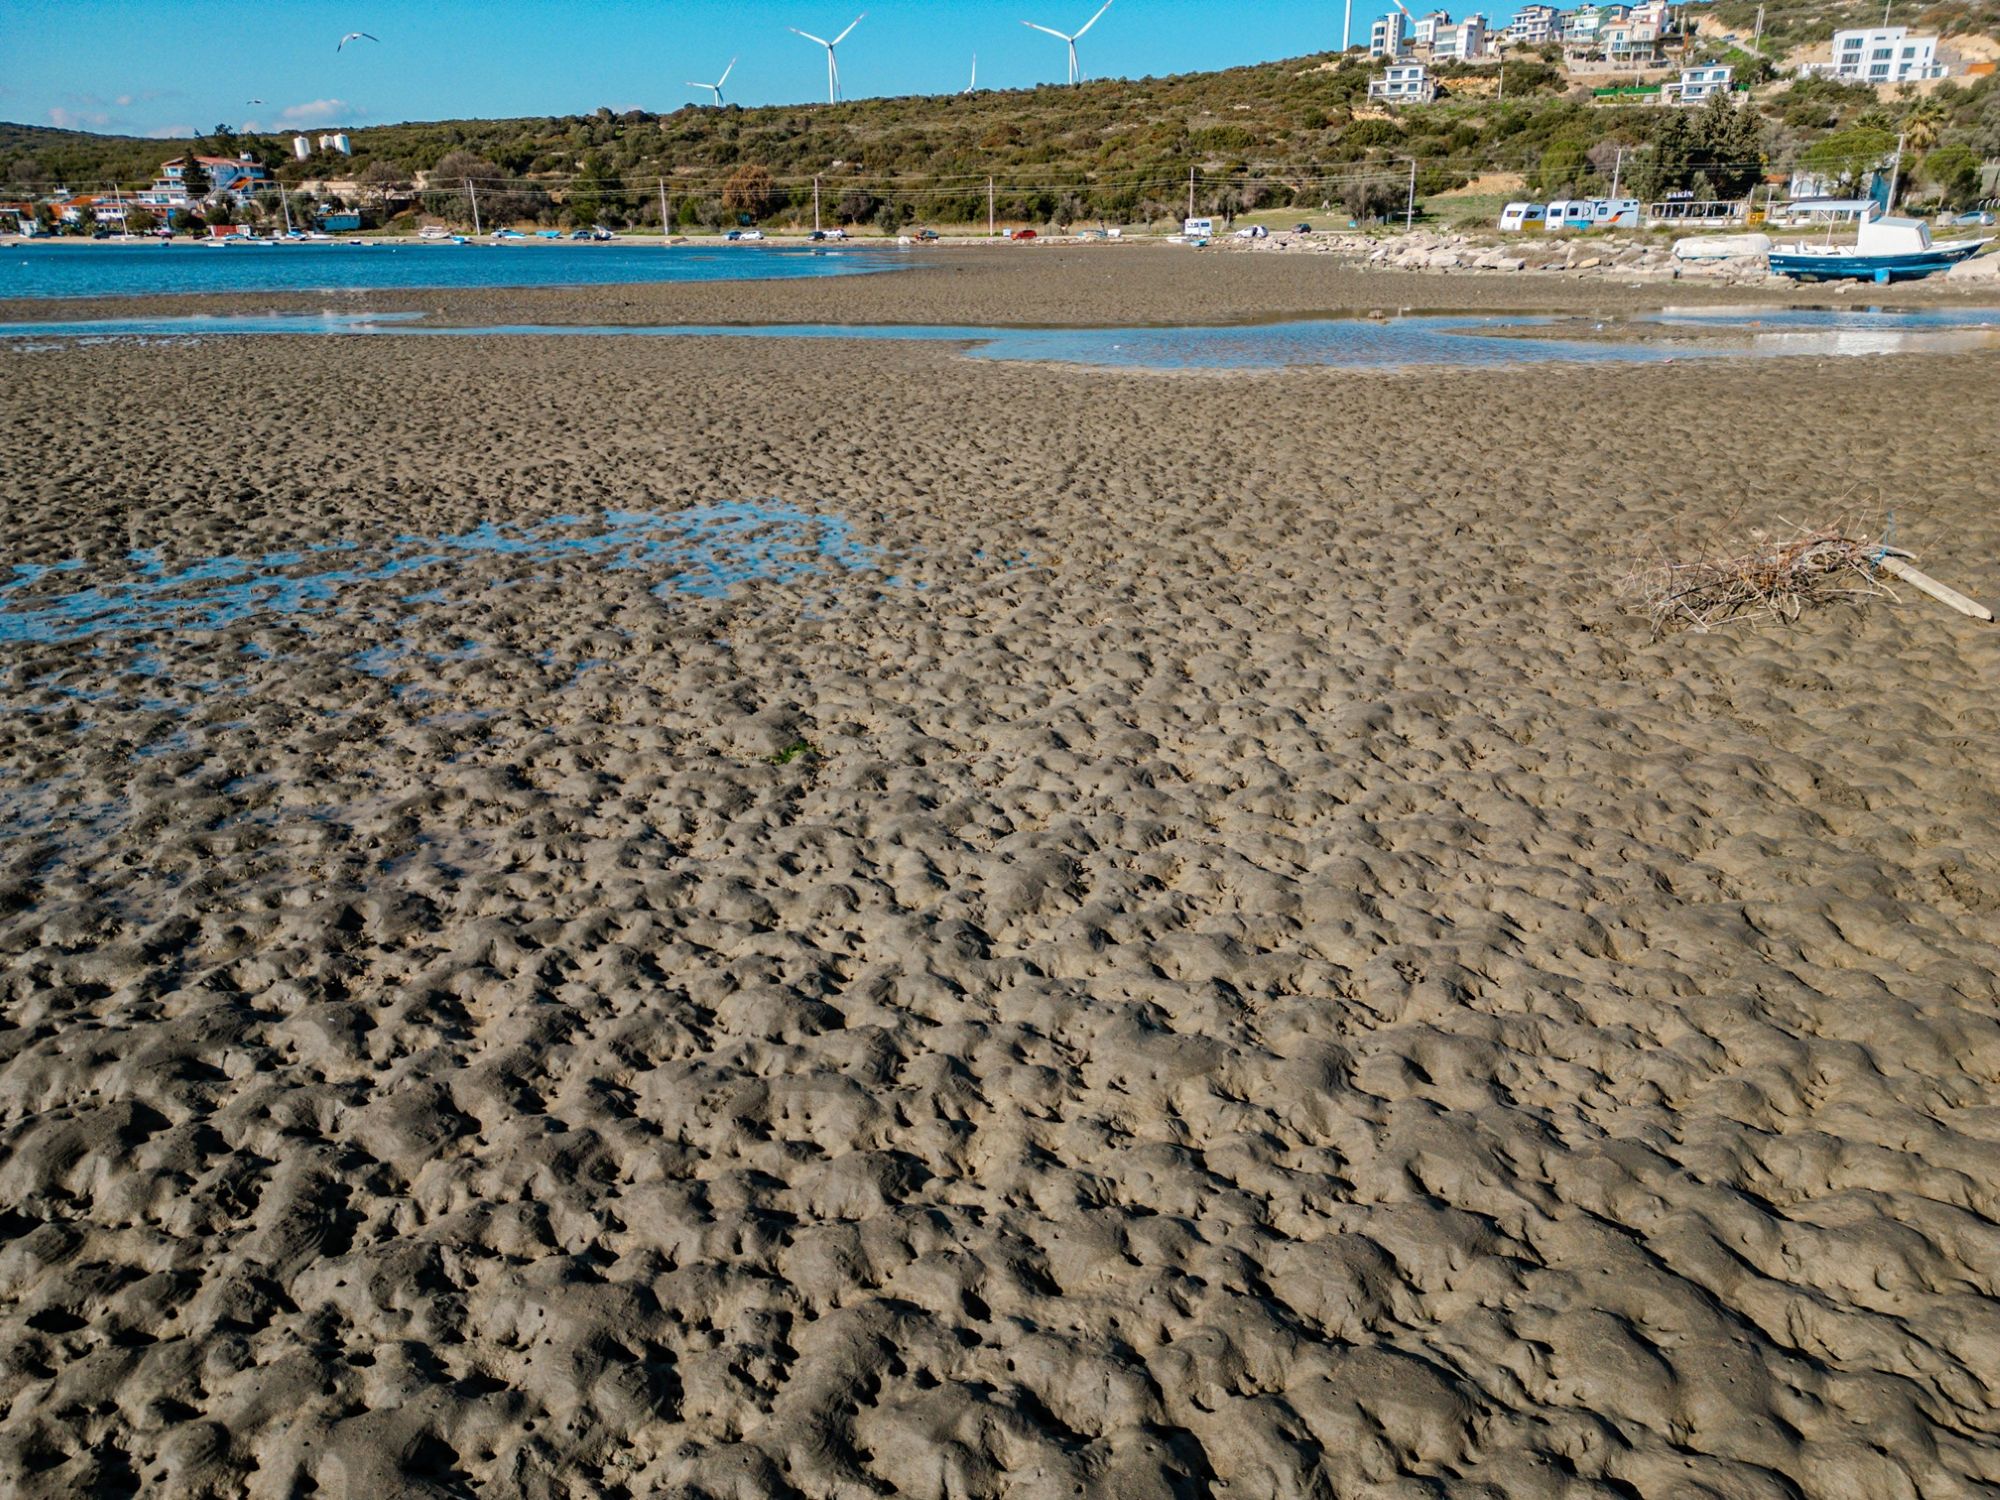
[0,241,905,301]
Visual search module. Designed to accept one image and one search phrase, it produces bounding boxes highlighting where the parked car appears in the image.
[738,229,765,241]
[824,227,847,240]
[570,228,594,239]
[1947,210,1995,227]
[1293,222,1313,233]
[917,228,940,241]
[725,229,742,240]
[1010,228,1037,240]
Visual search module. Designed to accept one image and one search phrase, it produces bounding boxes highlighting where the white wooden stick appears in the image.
[1879,555,1995,622]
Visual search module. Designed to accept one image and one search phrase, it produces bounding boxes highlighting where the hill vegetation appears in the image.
[3,36,1996,232]
[1704,0,1995,56]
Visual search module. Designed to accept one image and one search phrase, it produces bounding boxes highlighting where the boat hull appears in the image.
[1769,242,1984,283]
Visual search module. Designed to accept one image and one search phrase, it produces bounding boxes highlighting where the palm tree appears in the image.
[1901,98,1946,155]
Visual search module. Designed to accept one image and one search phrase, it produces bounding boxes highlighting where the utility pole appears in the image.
[815,176,822,232]
[466,178,481,234]
[1751,3,1764,55]
[1406,158,1416,230]
[659,178,670,239]
[987,176,995,236]
[1188,165,1196,220]
[1611,146,1624,198]
[279,180,294,234]
[1885,132,1905,210]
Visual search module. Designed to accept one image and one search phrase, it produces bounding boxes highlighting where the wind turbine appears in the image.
[789,15,865,104]
[687,57,737,106]
[1022,0,1112,86]
[965,54,978,94]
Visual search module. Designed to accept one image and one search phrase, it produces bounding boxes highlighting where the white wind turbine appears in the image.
[687,57,737,106]
[965,53,978,94]
[1022,0,1112,86]
[789,14,865,104]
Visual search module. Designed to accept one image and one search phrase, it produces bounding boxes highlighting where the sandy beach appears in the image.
[4,260,2000,1498]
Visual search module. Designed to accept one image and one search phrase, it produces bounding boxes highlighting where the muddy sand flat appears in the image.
[3,277,2000,1499]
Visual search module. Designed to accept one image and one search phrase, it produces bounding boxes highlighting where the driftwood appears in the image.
[1623,525,1994,638]
[1877,553,1995,622]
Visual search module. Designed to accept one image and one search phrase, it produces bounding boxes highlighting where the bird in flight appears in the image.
[337,31,379,50]
[247,98,265,104]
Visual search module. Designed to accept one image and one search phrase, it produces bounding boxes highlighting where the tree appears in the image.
[569,151,630,227]
[1341,174,1404,223]
[1799,126,1896,195]
[125,205,158,234]
[1922,143,1981,211]
[180,154,211,199]
[721,163,776,223]
[1538,136,1592,196]
[834,188,878,224]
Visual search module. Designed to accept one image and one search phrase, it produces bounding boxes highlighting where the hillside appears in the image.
[1702,0,1995,56]
[3,39,1996,230]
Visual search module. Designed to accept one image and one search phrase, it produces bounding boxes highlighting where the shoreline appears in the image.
[6,243,1997,330]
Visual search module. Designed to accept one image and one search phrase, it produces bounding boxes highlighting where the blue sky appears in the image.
[2,0,1408,138]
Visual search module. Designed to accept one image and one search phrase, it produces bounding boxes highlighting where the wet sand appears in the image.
[4,270,2000,1500]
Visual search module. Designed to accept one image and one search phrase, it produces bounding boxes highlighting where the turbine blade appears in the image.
[1074,0,1111,36]
[1023,21,1069,38]
[720,57,736,84]
[790,27,830,45]
[832,13,865,44]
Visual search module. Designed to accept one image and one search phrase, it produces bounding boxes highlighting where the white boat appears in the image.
[1770,215,1991,284]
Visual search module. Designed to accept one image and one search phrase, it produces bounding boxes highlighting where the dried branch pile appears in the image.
[1622,525,1895,638]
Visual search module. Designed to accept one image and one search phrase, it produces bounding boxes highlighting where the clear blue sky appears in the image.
[1,0,1418,138]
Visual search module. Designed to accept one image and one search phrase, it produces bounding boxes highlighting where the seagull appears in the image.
[247,98,265,104]
[337,31,379,51]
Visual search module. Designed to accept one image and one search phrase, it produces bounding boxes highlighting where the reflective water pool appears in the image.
[4,306,1995,367]
[0,503,881,645]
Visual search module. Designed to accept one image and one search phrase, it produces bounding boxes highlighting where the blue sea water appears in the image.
[0,241,905,300]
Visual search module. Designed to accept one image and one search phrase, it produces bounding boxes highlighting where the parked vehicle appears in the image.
[917,228,940,241]
[1498,202,1546,232]
[1293,222,1313,233]
[1543,198,1639,232]
[738,229,765,241]
[1011,228,1037,240]
[1945,210,1996,227]
[1182,216,1215,237]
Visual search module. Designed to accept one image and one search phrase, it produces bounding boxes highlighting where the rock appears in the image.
[1945,252,2000,282]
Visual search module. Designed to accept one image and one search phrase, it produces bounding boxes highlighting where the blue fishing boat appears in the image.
[1769,215,1990,284]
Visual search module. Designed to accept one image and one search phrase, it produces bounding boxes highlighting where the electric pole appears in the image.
[466,178,481,234]
[1406,158,1416,229]
[659,178,669,239]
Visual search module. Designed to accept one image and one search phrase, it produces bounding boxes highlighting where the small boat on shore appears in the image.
[1769,214,1989,284]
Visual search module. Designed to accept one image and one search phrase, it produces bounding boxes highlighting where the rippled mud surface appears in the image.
[2,327,1999,1500]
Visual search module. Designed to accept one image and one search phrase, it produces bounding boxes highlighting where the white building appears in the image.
[1368,62,1438,103]
[1825,26,1944,83]
[1432,15,1489,60]
[1412,9,1452,47]
[318,132,353,156]
[1504,4,1562,45]
[292,135,312,161]
[1370,10,1409,56]
[1661,63,1733,105]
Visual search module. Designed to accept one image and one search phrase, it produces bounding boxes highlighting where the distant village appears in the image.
[1364,3,1979,107]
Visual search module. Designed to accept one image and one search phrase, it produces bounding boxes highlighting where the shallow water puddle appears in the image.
[5,306,1998,367]
[0,502,881,646]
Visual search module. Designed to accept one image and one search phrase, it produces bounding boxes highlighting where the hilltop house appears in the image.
[1660,63,1734,105]
[134,154,271,210]
[1503,4,1563,45]
[1368,62,1438,103]
[1370,10,1409,57]
[1819,26,1945,83]
[1430,15,1489,61]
